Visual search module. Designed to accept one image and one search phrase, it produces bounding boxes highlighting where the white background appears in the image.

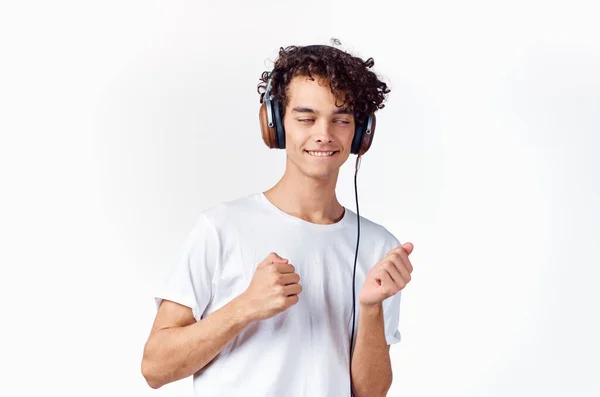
[1,0,599,396]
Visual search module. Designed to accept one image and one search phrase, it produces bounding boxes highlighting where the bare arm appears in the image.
[350,302,393,397]
[141,253,301,389]
[141,295,252,389]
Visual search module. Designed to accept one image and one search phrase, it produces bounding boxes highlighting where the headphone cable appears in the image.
[349,155,362,397]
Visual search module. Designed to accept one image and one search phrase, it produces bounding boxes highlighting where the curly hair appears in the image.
[257,44,390,125]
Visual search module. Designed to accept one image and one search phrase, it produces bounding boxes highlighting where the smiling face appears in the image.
[282,75,356,181]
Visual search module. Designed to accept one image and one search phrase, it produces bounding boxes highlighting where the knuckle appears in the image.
[275,297,284,308]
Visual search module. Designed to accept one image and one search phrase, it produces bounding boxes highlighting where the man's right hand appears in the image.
[239,252,302,321]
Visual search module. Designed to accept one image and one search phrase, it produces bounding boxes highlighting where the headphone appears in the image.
[258,45,377,157]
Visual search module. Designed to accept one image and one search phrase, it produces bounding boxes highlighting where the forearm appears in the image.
[142,295,253,388]
[351,303,393,397]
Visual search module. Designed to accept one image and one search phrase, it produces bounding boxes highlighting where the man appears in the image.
[141,44,414,397]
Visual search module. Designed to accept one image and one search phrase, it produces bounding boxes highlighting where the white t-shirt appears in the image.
[154,192,403,397]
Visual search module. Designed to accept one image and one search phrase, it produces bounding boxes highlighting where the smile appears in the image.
[305,150,339,157]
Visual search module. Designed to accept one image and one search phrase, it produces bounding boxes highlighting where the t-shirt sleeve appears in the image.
[381,232,403,345]
[154,213,219,322]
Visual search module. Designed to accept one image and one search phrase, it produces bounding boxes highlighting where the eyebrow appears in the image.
[291,106,353,115]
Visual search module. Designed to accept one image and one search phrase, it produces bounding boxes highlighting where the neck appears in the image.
[263,161,345,225]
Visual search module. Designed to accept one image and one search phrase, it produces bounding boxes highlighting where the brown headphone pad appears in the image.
[259,103,278,149]
[358,113,376,156]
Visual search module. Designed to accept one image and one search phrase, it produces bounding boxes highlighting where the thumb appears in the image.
[258,252,288,268]
[270,252,288,263]
[402,242,414,255]
[273,252,287,260]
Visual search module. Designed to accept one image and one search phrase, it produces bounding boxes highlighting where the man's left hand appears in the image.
[359,242,414,306]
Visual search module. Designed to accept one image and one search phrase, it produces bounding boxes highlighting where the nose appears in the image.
[314,119,334,144]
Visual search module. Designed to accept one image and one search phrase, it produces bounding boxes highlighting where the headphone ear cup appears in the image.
[358,113,376,156]
[259,102,278,149]
[351,114,376,155]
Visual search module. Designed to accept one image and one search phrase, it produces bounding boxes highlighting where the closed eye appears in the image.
[298,119,351,124]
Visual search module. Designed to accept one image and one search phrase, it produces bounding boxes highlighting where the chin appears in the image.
[286,152,345,180]
[301,165,339,180]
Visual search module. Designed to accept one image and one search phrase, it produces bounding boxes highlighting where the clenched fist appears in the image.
[359,242,414,306]
[239,252,302,321]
